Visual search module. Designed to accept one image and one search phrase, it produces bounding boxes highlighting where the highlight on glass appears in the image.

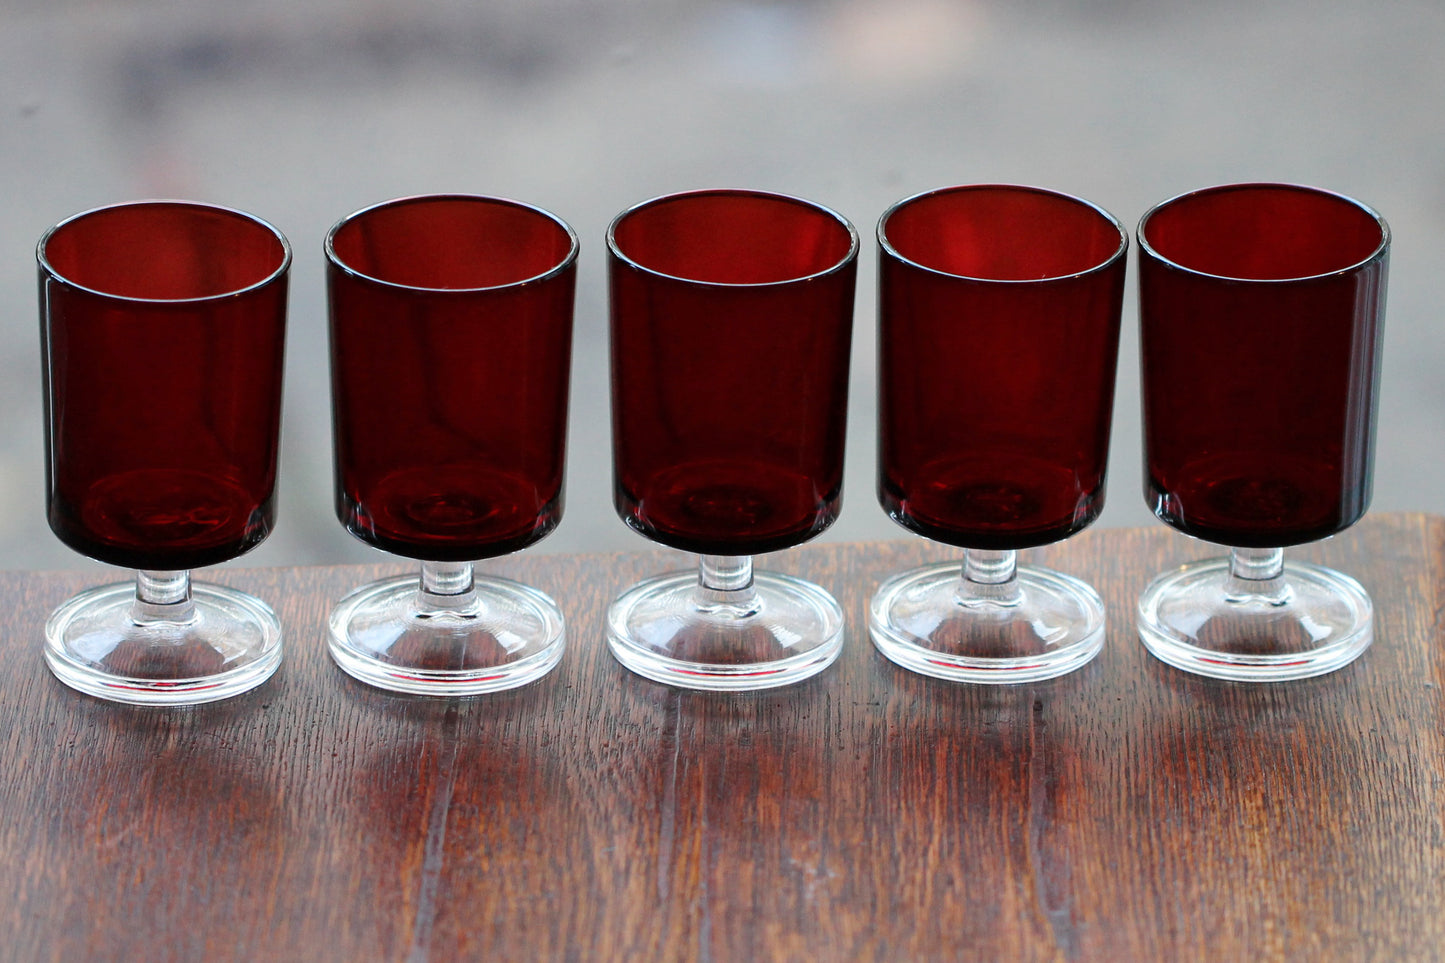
[605,189,858,690]
[38,200,290,705]
[325,195,577,695]
[868,184,1128,683]
[1135,183,1389,681]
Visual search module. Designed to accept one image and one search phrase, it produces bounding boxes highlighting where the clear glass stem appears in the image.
[131,569,197,624]
[1224,546,1291,605]
[695,555,761,613]
[958,549,1024,607]
[418,560,479,615]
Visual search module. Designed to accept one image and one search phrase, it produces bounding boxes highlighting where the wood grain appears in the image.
[0,514,1441,961]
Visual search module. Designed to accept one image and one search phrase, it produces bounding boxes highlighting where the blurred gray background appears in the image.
[3,0,1442,572]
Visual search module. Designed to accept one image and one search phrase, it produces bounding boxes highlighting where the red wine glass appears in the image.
[606,189,858,690]
[1136,183,1389,681]
[38,200,289,705]
[868,185,1128,682]
[325,195,577,695]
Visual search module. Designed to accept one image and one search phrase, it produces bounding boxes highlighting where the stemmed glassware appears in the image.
[605,189,858,690]
[325,195,577,695]
[38,200,290,705]
[869,185,1128,683]
[1135,183,1389,681]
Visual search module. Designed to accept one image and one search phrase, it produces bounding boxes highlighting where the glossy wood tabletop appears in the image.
[2,514,1441,962]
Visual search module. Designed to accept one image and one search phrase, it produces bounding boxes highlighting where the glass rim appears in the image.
[1137,182,1391,283]
[606,187,860,288]
[324,193,580,294]
[877,183,1129,284]
[37,199,292,305]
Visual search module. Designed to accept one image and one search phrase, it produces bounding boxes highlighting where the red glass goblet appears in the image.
[868,185,1128,682]
[1137,183,1389,681]
[325,195,577,695]
[606,189,858,690]
[39,201,289,705]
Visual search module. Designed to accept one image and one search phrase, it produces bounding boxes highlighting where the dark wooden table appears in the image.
[2,514,1441,961]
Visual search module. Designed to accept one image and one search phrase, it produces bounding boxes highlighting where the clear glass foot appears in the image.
[606,556,843,691]
[869,551,1105,684]
[327,562,565,696]
[1137,548,1372,681]
[44,572,282,706]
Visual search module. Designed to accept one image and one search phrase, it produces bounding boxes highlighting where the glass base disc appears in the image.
[869,561,1105,684]
[327,574,565,696]
[605,570,844,691]
[44,581,282,706]
[1137,558,1372,681]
